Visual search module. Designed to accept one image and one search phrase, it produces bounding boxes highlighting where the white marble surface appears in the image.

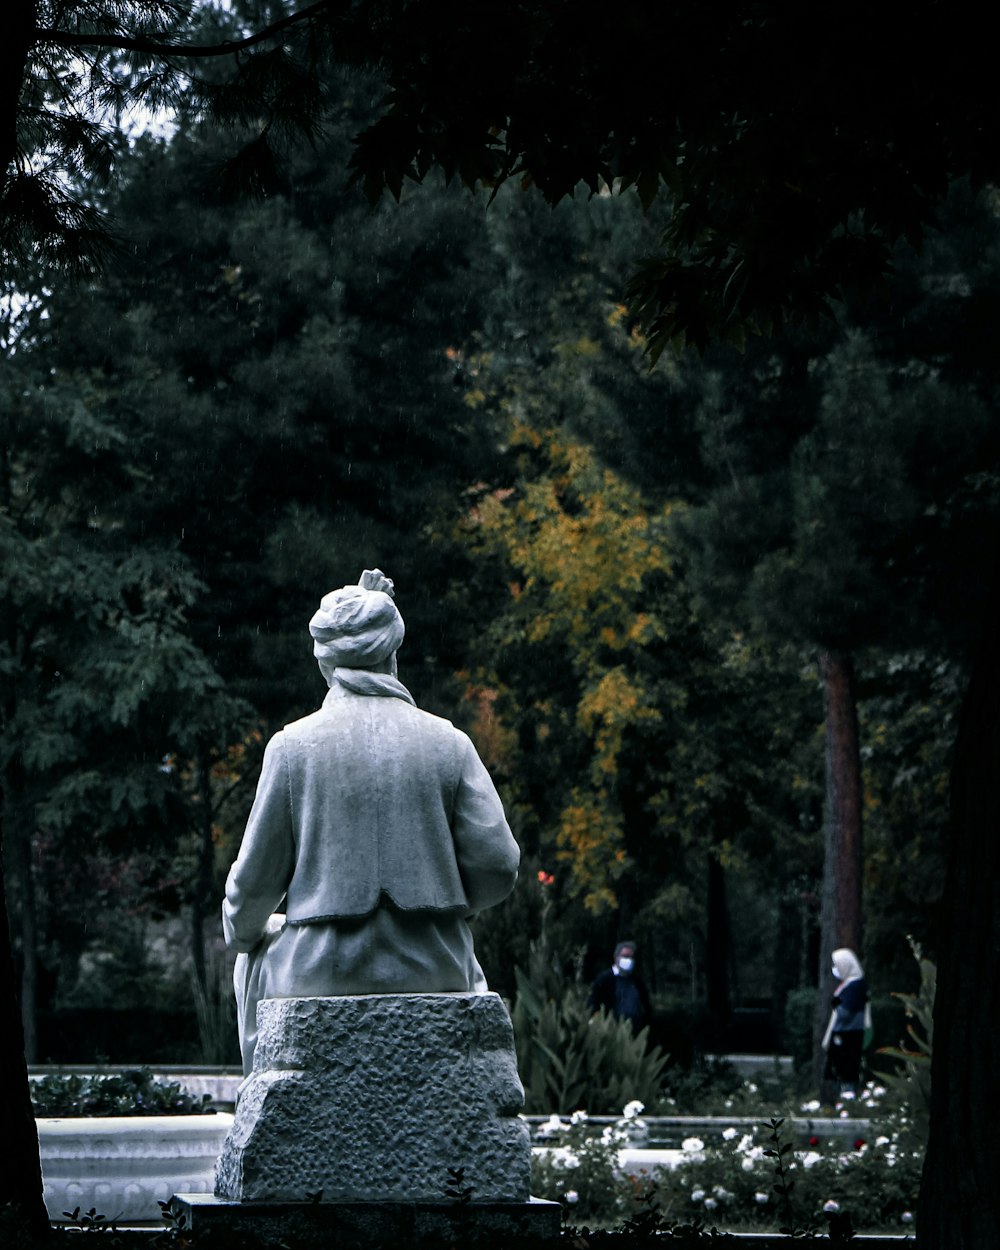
[38,1113,234,1223]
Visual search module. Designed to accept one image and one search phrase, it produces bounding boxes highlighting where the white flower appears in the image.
[712,1186,734,1202]
[704,1197,718,1211]
[737,1134,754,1153]
[839,1109,849,1118]
[622,1100,645,1119]
[682,1137,705,1154]
[802,1151,822,1169]
[741,1157,756,1172]
[823,1200,840,1213]
[570,1110,588,1125]
[800,1099,821,1113]
[722,1127,738,1141]
[755,1192,769,1205]
[563,1190,579,1205]
[746,1082,758,1094]
[537,1114,565,1139]
[876,1136,890,1147]
[901,1211,914,1224]
[691,1188,706,1203]
[872,1085,887,1098]
[841,1089,856,1101]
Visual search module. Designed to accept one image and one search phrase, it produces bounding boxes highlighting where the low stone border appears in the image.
[38,1113,234,1223]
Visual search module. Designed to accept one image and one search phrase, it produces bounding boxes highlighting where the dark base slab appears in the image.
[171,1193,562,1244]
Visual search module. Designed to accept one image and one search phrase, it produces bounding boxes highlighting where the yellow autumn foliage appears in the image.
[556,793,627,914]
[462,422,683,912]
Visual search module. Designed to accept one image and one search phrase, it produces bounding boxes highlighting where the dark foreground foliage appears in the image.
[29,1068,215,1117]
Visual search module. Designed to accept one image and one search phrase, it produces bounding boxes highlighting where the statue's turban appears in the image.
[309,570,404,669]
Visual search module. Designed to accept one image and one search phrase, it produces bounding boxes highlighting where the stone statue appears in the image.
[222,569,521,1075]
[197,572,555,1223]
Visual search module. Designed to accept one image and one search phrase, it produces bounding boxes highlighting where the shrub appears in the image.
[512,942,669,1113]
[875,939,934,1151]
[653,1114,921,1232]
[530,1085,922,1233]
[30,1067,215,1117]
[782,986,817,1073]
[531,1110,631,1222]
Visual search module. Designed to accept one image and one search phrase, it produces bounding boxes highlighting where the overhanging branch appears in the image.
[33,0,334,61]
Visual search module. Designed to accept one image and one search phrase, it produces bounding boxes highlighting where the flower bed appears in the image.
[530,1087,922,1235]
[31,1068,233,1224]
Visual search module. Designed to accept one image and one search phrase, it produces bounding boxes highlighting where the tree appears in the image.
[4,31,519,1038]
[1,6,335,1221]
[446,240,827,1028]
[347,22,1000,1241]
[3,1,347,271]
[4,3,1000,1243]
[346,1,1000,359]
[672,325,995,1084]
[0,277,258,1057]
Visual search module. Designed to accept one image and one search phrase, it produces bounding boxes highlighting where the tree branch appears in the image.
[33,0,334,61]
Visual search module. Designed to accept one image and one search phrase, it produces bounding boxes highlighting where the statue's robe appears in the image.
[222,670,519,1073]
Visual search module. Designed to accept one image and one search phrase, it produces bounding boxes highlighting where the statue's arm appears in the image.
[222,733,295,952]
[450,734,520,913]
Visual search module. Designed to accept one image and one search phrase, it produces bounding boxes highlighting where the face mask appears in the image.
[617,957,634,973]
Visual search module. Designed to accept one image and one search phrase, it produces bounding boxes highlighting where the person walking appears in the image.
[589,941,652,1032]
[821,947,869,1093]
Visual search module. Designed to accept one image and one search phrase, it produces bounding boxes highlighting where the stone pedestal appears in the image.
[215,992,532,1204]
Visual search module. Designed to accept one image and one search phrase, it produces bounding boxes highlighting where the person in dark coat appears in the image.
[589,941,652,1032]
[821,947,869,1093]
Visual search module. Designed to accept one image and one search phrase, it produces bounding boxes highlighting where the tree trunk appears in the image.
[706,852,730,1030]
[918,588,1000,1247]
[813,649,863,1090]
[1,1,37,180]
[0,816,49,1235]
[3,764,39,1062]
[190,755,216,1001]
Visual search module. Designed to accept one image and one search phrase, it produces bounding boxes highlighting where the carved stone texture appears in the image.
[215,992,529,1203]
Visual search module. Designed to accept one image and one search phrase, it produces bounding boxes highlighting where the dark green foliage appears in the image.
[762,1118,806,1236]
[29,1066,214,1116]
[876,942,935,1151]
[0,265,260,1062]
[781,988,817,1075]
[346,2,1000,353]
[512,938,669,1114]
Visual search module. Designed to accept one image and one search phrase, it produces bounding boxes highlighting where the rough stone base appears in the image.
[215,993,530,1203]
[173,1194,561,1245]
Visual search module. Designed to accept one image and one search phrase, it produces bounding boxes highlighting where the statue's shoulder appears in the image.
[407,703,457,730]
[281,707,331,738]
[281,699,460,738]
[405,701,470,741]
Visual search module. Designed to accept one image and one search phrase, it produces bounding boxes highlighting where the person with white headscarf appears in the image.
[222,570,520,1074]
[821,947,870,1092]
